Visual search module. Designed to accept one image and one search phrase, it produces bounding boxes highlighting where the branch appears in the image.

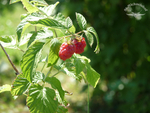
[0,43,19,75]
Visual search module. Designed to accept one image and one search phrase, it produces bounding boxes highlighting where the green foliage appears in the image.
[0,0,100,113]
[27,84,58,113]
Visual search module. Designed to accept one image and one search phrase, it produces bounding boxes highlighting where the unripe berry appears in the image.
[59,42,75,61]
[72,37,86,54]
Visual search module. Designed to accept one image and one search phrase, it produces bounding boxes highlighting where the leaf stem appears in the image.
[87,84,90,113]
[54,29,58,37]
[51,70,60,78]
[0,43,19,75]
[45,66,53,79]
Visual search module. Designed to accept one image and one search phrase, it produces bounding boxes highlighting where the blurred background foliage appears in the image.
[0,0,150,113]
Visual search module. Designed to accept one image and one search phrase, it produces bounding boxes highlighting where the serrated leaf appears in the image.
[76,13,87,30]
[21,41,45,82]
[87,27,100,53]
[21,0,39,13]
[27,84,58,113]
[32,71,45,83]
[45,77,65,100]
[16,19,30,42]
[28,17,67,29]
[27,29,53,47]
[73,54,85,75]
[53,13,66,26]
[84,31,94,47]
[0,35,17,49]
[19,33,32,46]
[10,0,21,4]
[63,67,80,80]
[39,2,59,16]
[48,38,61,67]
[11,74,30,96]
[0,84,11,93]
[85,63,100,88]
[66,17,73,29]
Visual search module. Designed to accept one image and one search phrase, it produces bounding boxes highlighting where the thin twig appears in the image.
[0,43,19,75]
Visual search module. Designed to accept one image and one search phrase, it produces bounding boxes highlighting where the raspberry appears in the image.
[72,37,86,54]
[59,42,75,61]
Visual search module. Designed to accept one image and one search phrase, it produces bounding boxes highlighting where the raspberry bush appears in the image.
[0,0,100,113]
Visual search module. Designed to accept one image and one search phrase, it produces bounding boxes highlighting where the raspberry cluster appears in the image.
[59,37,86,61]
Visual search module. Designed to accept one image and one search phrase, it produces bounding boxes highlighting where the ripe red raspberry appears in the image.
[59,42,75,61]
[72,37,86,54]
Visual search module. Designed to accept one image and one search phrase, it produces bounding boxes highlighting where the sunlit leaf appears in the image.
[85,62,100,88]
[84,31,94,47]
[21,41,45,82]
[32,71,45,83]
[16,19,30,42]
[76,13,87,30]
[53,13,66,26]
[66,17,73,29]
[87,27,100,53]
[11,74,30,96]
[0,35,17,49]
[69,25,76,33]
[28,17,67,29]
[27,29,53,47]
[39,2,59,16]
[21,0,39,13]
[27,84,58,113]
[46,77,65,100]
[0,84,11,93]
[48,38,61,67]
[73,54,85,75]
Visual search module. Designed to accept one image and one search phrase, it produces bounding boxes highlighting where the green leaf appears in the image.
[0,84,11,93]
[57,106,68,113]
[0,36,12,43]
[10,0,21,4]
[84,31,94,47]
[69,25,76,33]
[45,77,65,100]
[87,27,100,53]
[21,0,39,13]
[0,35,17,49]
[19,33,32,46]
[66,17,73,29]
[85,63,100,88]
[32,71,45,83]
[16,19,30,42]
[39,2,59,16]
[48,38,61,67]
[11,74,30,96]
[76,13,87,30]
[28,17,67,29]
[73,54,85,75]
[53,13,66,26]
[27,84,58,113]
[27,29,53,47]
[21,41,45,82]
